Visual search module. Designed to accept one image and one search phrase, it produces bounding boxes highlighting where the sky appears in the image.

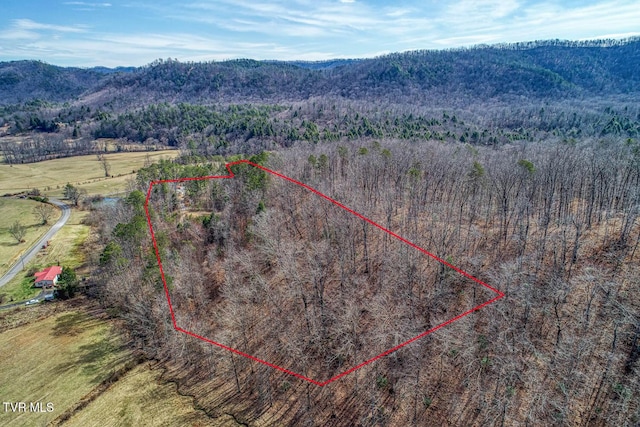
[0,0,639,67]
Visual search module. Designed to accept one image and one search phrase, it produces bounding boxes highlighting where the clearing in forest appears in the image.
[144,160,504,386]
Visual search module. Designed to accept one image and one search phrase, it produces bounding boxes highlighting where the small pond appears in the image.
[91,197,121,208]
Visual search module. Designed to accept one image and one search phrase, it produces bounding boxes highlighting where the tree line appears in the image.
[2,97,639,165]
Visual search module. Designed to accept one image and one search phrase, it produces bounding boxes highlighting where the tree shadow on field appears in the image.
[51,327,129,385]
[51,312,97,337]
[76,339,128,382]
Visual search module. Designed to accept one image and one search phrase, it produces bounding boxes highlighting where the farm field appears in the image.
[0,150,178,197]
[0,209,88,303]
[0,304,226,427]
[0,198,60,278]
[63,363,234,427]
[0,308,130,427]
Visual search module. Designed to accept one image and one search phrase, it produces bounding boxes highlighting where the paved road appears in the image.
[0,198,71,289]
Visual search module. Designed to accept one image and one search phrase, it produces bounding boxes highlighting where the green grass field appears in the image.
[0,309,130,427]
[0,198,61,278]
[0,150,178,197]
[0,209,88,303]
[30,209,90,271]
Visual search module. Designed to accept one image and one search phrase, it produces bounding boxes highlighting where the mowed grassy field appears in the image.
[63,363,227,427]
[0,305,230,427]
[0,209,88,303]
[0,309,130,427]
[0,198,61,278]
[0,150,178,197]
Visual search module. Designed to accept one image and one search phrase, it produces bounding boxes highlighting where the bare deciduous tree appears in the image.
[8,221,26,243]
[94,137,640,426]
[97,153,111,177]
[63,183,85,206]
[33,203,55,225]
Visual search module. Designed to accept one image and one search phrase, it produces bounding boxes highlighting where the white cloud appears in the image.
[582,32,640,40]
[174,0,432,44]
[0,19,87,40]
[2,0,640,66]
[432,34,500,47]
[386,8,412,18]
[507,1,640,42]
[13,19,87,33]
[63,2,112,6]
[0,29,39,40]
[446,0,520,20]
[414,0,640,50]
[0,28,341,66]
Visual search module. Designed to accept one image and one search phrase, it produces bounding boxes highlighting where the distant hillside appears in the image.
[100,39,640,106]
[0,61,106,104]
[1,38,639,107]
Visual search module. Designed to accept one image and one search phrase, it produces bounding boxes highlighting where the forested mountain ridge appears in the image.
[0,60,106,105]
[1,38,639,107]
[62,37,640,105]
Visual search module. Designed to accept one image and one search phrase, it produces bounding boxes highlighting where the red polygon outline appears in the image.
[144,160,504,387]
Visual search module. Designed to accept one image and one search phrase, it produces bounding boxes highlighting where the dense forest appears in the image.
[3,99,640,163]
[2,38,640,425]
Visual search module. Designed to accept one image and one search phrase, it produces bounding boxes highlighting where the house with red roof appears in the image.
[34,266,62,288]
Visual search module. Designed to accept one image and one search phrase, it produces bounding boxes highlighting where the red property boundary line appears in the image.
[144,160,505,387]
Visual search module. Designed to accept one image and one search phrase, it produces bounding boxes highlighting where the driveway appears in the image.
[0,198,71,288]
[0,290,46,310]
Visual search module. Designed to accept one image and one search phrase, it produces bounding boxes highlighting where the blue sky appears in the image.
[0,1,638,67]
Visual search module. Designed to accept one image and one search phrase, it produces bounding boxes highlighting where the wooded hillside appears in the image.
[92,139,640,426]
[2,38,639,107]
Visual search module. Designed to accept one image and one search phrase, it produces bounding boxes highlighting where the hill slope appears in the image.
[1,38,639,107]
[0,61,106,105]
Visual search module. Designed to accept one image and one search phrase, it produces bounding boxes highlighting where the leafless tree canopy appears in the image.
[32,203,55,225]
[8,220,26,244]
[92,138,640,426]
